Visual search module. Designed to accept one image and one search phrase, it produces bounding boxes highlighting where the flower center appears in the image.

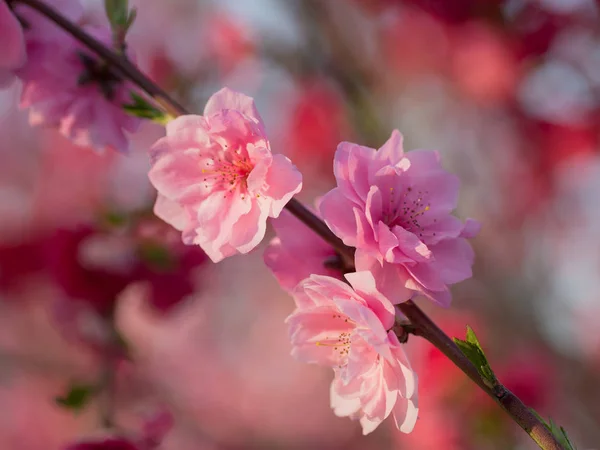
[385,186,432,238]
[315,313,356,360]
[76,51,123,100]
[201,148,254,195]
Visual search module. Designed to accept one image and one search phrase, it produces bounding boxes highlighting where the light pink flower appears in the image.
[0,0,26,87]
[148,87,302,262]
[319,130,479,306]
[286,272,418,435]
[264,209,339,291]
[15,4,140,153]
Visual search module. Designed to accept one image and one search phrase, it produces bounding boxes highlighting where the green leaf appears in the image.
[454,325,498,389]
[105,0,129,27]
[123,92,172,125]
[138,242,175,271]
[530,410,578,450]
[55,383,96,411]
[100,209,128,227]
[548,419,578,450]
[125,7,137,30]
[105,0,137,50]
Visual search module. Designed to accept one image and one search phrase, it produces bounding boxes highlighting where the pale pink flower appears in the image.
[319,130,479,306]
[15,5,140,153]
[0,0,26,87]
[148,87,302,262]
[286,272,418,435]
[264,209,339,291]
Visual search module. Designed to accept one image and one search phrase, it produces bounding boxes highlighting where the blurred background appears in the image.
[1,0,600,448]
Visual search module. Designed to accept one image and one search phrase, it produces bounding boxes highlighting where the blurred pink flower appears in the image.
[139,408,173,448]
[450,22,518,105]
[204,13,254,75]
[264,209,339,291]
[15,0,83,42]
[0,0,26,87]
[380,7,449,81]
[149,87,302,262]
[286,272,418,435]
[15,10,140,153]
[285,80,351,169]
[319,130,479,306]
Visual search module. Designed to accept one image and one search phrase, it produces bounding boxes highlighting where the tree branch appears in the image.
[397,301,564,449]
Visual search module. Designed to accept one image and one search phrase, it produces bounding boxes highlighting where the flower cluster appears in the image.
[145,84,476,434]
[262,129,478,433]
[2,0,141,152]
[1,0,480,439]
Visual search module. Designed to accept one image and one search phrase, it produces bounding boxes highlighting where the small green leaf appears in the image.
[123,92,172,125]
[454,326,498,388]
[55,383,95,411]
[138,242,175,271]
[105,0,137,51]
[548,419,578,450]
[125,7,137,30]
[530,410,578,450]
[101,210,128,227]
[105,0,128,27]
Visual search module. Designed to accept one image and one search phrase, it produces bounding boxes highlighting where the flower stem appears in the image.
[14,3,568,448]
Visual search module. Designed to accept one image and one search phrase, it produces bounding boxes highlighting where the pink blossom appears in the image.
[149,87,302,262]
[286,272,418,435]
[264,209,339,291]
[319,130,479,306]
[15,6,140,153]
[0,0,26,87]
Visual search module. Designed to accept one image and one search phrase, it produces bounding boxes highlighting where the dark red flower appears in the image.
[64,437,139,450]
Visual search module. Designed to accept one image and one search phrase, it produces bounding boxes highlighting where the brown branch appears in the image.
[397,301,564,450]
[11,3,568,448]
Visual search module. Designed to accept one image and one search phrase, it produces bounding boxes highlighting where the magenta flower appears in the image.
[286,272,418,435]
[319,130,479,306]
[0,0,26,87]
[264,209,339,291]
[15,5,140,152]
[149,87,303,262]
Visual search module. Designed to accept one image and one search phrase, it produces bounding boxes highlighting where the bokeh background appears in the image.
[1,0,600,449]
